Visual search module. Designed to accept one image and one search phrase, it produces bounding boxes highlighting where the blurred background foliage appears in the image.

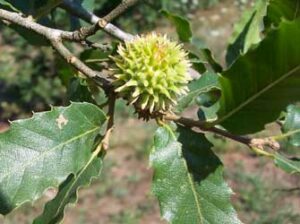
[0,27,66,120]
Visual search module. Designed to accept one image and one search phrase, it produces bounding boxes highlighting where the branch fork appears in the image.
[0,0,287,155]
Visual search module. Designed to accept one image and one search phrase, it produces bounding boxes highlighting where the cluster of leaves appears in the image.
[0,0,300,223]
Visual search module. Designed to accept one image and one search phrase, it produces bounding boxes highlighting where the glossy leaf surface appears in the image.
[0,102,106,215]
[150,126,241,224]
[33,156,103,224]
[214,20,300,134]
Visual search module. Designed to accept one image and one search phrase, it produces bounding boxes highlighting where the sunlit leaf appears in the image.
[274,154,300,174]
[150,126,241,224]
[282,104,300,147]
[33,155,103,224]
[176,71,219,114]
[226,0,268,65]
[162,10,192,42]
[0,102,106,215]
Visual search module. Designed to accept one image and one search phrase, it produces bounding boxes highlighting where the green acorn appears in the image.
[111,33,191,118]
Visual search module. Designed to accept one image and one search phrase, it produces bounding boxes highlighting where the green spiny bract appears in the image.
[111,33,191,119]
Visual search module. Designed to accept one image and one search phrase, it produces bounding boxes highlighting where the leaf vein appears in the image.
[0,127,100,184]
[216,65,300,124]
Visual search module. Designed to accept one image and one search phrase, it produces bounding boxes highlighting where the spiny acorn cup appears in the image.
[111,33,191,119]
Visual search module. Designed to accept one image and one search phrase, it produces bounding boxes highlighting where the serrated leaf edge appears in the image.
[0,102,105,214]
[35,145,103,224]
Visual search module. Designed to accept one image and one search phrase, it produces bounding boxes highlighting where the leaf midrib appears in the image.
[216,64,300,125]
[184,160,204,223]
[0,127,100,186]
[164,125,204,223]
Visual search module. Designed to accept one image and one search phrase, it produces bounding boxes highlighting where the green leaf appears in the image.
[161,10,222,72]
[9,24,49,46]
[176,71,219,113]
[226,0,268,65]
[212,19,300,134]
[188,52,206,74]
[4,0,63,15]
[2,0,32,13]
[274,153,300,174]
[161,10,192,42]
[0,0,19,11]
[67,78,95,103]
[0,102,106,215]
[81,0,95,12]
[282,104,300,147]
[264,0,300,30]
[34,0,63,19]
[150,126,241,224]
[33,153,103,224]
[2,1,57,46]
[80,49,113,71]
[187,38,223,73]
[199,48,223,73]
[196,90,220,108]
